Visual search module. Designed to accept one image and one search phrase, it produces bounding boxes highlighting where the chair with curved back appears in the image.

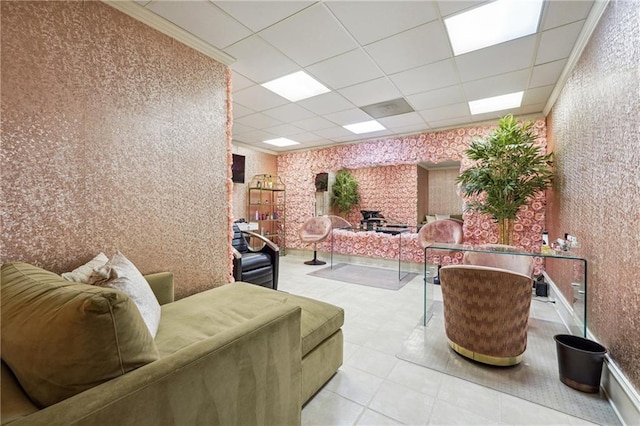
[299,216,332,265]
[417,219,464,284]
[439,264,533,366]
[462,244,534,278]
[231,223,279,289]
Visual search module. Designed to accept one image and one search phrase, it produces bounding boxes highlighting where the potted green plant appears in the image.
[331,169,360,216]
[457,115,553,245]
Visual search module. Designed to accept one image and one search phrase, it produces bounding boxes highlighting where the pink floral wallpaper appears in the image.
[1,2,230,299]
[545,0,640,390]
[278,119,547,274]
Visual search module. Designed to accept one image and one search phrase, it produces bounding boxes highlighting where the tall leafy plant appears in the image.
[331,169,359,215]
[457,115,553,244]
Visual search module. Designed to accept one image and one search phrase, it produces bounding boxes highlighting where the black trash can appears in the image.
[554,334,607,393]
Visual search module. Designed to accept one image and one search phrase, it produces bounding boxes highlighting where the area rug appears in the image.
[307,263,417,290]
[397,302,619,425]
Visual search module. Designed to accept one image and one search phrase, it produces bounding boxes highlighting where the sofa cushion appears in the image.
[155,282,343,358]
[89,251,162,337]
[1,262,159,408]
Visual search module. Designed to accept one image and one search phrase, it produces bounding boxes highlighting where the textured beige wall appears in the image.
[546,0,640,389]
[1,2,230,299]
[417,166,429,223]
[231,144,277,222]
[427,168,463,215]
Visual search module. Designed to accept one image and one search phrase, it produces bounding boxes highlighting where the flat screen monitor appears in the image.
[232,154,245,183]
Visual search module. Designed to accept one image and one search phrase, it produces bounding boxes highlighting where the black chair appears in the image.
[231,223,279,290]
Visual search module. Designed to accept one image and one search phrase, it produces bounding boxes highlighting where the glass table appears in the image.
[330,226,411,281]
[422,243,588,337]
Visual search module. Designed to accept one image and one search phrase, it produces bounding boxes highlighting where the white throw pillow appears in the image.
[61,252,109,283]
[436,214,451,220]
[426,215,437,223]
[89,252,161,338]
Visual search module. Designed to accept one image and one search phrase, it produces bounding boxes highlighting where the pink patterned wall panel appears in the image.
[1,2,230,299]
[279,120,547,272]
[546,0,640,390]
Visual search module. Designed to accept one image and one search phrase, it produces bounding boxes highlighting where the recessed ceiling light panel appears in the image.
[263,137,300,147]
[445,0,544,56]
[343,120,386,134]
[468,91,524,115]
[261,71,330,102]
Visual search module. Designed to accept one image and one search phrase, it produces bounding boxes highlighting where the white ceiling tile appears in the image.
[390,59,459,96]
[378,112,426,128]
[231,122,255,135]
[406,85,466,111]
[232,102,255,119]
[470,110,514,123]
[291,116,336,132]
[455,35,537,82]
[428,115,474,130]
[263,123,305,137]
[232,85,289,111]
[338,77,402,107]
[233,129,278,144]
[530,59,567,88]
[389,123,431,135]
[437,1,490,18]
[297,92,355,115]
[366,20,452,74]
[306,49,383,90]
[214,1,312,32]
[464,69,530,101]
[262,103,316,122]
[259,4,358,67]
[146,1,251,49]
[234,112,283,129]
[324,108,373,126]
[231,72,255,92]
[536,20,585,65]
[523,85,554,106]
[334,129,392,142]
[326,1,439,45]
[541,1,593,31]
[419,102,470,123]
[314,126,354,139]
[521,103,546,114]
[287,132,324,143]
[224,35,299,83]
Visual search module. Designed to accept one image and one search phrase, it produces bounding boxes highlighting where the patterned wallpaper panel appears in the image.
[278,119,547,274]
[546,0,640,390]
[1,2,230,299]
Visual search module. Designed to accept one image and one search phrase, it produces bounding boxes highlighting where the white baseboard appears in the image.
[544,273,640,425]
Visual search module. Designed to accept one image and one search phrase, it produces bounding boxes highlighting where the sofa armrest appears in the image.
[143,272,174,305]
[6,304,302,426]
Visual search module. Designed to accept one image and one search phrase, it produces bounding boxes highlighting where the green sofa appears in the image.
[1,262,344,425]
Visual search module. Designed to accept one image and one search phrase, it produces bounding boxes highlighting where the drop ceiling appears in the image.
[116,0,602,152]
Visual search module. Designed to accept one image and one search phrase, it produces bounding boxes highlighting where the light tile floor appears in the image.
[278,252,603,426]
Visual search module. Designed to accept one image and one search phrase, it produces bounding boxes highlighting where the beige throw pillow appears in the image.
[89,252,161,337]
[61,252,109,283]
[1,262,159,407]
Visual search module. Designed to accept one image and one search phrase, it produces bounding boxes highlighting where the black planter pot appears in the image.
[554,334,607,393]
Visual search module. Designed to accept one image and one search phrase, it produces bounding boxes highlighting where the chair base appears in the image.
[304,249,325,265]
[449,340,522,366]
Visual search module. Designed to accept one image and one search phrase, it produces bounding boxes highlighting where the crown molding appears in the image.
[543,0,610,116]
[102,0,235,66]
